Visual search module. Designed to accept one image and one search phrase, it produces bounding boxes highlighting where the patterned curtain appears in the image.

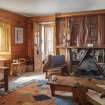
[0,21,11,53]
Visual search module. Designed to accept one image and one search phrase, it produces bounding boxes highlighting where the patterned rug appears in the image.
[0,82,56,105]
[0,73,47,96]
[9,73,47,91]
[0,73,74,105]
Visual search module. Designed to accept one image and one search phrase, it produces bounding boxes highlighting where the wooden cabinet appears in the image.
[56,18,67,46]
[84,16,98,46]
[98,15,105,47]
[70,17,85,46]
[56,15,105,48]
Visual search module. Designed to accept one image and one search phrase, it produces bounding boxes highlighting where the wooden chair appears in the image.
[10,58,26,76]
[18,58,26,73]
[43,55,69,78]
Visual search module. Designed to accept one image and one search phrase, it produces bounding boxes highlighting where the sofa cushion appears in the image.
[51,55,65,67]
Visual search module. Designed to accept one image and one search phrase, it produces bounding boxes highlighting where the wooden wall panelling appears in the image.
[56,18,66,46]
[70,16,85,46]
[98,15,105,47]
[70,17,82,46]
[11,21,28,59]
[84,15,98,46]
[30,15,56,22]
[56,9,105,18]
[77,17,85,46]
[0,9,28,59]
[26,20,34,58]
[56,15,100,48]
[56,18,67,56]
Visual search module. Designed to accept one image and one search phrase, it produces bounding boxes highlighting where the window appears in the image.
[0,21,11,55]
[41,23,55,60]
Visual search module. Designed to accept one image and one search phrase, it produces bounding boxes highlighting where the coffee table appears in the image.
[48,76,105,105]
[47,76,89,104]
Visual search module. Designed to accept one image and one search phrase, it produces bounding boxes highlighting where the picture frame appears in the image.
[15,27,23,44]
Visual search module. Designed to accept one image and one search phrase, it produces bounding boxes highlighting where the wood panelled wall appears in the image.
[26,20,34,58]
[0,9,29,59]
[56,12,105,48]
[1,9,105,59]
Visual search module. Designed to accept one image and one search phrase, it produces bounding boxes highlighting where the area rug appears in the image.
[0,73,47,96]
[0,82,56,105]
[9,73,47,91]
[0,81,74,105]
[0,73,74,105]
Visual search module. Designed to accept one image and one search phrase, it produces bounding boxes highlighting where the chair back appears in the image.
[43,55,65,72]
[51,55,65,67]
[19,58,26,64]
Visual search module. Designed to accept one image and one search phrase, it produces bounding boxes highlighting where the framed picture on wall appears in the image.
[15,27,23,44]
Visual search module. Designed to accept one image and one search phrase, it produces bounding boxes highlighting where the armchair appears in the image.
[43,55,69,78]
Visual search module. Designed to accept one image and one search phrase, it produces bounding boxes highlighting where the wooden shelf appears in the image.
[56,45,105,49]
[67,46,105,49]
[56,46,66,49]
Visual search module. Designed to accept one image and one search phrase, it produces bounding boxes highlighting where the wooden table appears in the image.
[48,76,105,105]
[48,76,88,104]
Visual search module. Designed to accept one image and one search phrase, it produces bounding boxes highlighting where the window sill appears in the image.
[0,52,11,55]
[0,53,11,60]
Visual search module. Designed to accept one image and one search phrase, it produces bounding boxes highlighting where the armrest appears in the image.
[59,64,67,67]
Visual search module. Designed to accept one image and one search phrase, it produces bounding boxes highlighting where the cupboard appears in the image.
[56,15,105,48]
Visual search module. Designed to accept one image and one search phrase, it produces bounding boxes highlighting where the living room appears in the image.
[0,0,105,105]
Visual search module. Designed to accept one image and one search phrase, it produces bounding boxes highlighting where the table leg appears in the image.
[4,69,9,92]
[50,85,55,96]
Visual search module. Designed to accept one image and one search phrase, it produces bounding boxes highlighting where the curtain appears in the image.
[0,21,11,54]
[41,23,55,60]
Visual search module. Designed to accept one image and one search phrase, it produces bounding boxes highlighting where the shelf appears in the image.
[56,46,66,49]
[67,46,105,49]
[56,45,105,49]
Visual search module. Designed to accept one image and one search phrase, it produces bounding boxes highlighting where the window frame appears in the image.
[0,21,11,55]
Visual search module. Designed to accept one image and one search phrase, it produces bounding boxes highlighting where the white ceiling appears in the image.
[0,0,105,17]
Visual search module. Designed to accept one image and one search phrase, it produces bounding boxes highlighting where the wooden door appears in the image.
[70,17,85,47]
[98,15,105,47]
[84,16,98,46]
